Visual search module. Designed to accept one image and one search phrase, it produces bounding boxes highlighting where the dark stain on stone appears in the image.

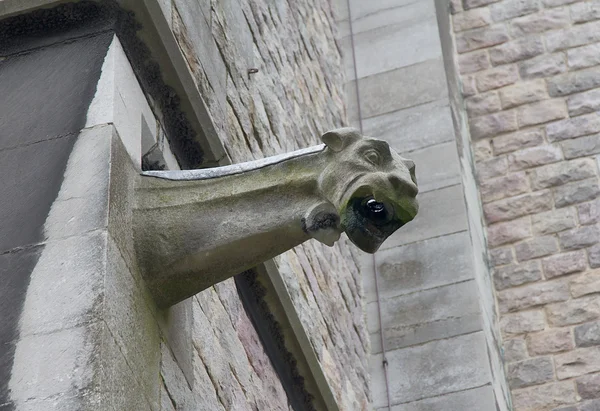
[0,16,113,405]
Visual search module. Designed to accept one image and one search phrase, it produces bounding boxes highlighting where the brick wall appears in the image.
[450,1,600,410]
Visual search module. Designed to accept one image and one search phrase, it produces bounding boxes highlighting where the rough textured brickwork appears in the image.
[160,0,370,409]
[450,1,600,410]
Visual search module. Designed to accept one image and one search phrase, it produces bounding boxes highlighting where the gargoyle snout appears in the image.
[389,175,418,198]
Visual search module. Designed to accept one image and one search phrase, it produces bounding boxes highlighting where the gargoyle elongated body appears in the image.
[134,128,418,307]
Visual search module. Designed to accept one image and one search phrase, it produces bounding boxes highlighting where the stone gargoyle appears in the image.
[134,128,418,307]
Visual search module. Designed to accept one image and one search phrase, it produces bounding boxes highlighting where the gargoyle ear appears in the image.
[321,127,362,152]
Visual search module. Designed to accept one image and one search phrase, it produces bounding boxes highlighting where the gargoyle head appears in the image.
[318,128,419,253]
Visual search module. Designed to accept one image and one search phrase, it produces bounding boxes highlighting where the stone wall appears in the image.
[450,0,600,410]
[161,0,371,409]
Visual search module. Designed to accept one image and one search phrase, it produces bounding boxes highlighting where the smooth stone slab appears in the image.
[405,141,461,193]
[384,385,498,411]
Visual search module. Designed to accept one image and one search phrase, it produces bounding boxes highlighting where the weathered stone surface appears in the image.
[515,236,558,262]
[562,134,600,159]
[390,385,498,411]
[494,260,543,290]
[571,0,600,23]
[490,246,514,266]
[571,270,600,298]
[464,0,501,9]
[547,296,600,326]
[466,92,501,116]
[497,279,569,313]
[470,110,518,139]
[555,347,600,379]
[487,216,531,247]
[458,50,491,74]
[511,381,577,410]
[527,329,574,355]
[508,357,554,389]
[490,0,539,22]
[548,67,600,97]
[532,208,577,235]
[517,100,568,127]
[475,64,519,91]
[480,171,529,203]
[591,244,600,268]
[568,89,600,116]
[404,142,461,192]
[492,128,544,154]
[476,155,508,180]
[559,224,600,250]
[578,199,600,225]
[547,113,600,142]
[473,139,493,161]
[545,20,600,52]
[568,43,600,70]
[577,373,600,399]
[499,80,547,109]
[461,74,478,96]
[453,8,492,32]
[554,179,600,208]
[489,36,544,65]
[509,144,563,170]
[505,337,529,362]
[529,158,597,190]
[542,250,588,278]
[510,7,570,36]
[483,190,553,223]
[575,321,600,348]
[519,53,567,79]
[456,25,509,53]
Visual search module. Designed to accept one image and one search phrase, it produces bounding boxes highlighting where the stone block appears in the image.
[555,178,600,208]
[511,381,577,410]
[372,280,482,352]
[497,279,569,313]
[545,20,600,52]
[477,155,508,180]
[461,74,478,96]
[547,113,600,142]
[575,321,600,348]
[456,25,509,53]
[473,139,493,161]
[559,224,600,250]
[568,88,600,117]
[529,158,597,190]
[480,171,529,203]
[519,53,566,79]
[532,207,576,235]
[509,144,563,170]
[568,43,600,70]
[490,246,514,266]
[542,0,579,6]
[464,0,501,9]
[160,343,192,409]
[492,128,544,155]
[475,64,519,92]
[499,79,547,109]
[547,296,600,326]
[405,141,461,192]
[381,184,468,249]
[490,0,539,22]
[508,357,554,389]
[494,260,543,290]
[555,347,600,379]
[527,329,574,355]
[500,309,546,336]
[576,373,600,399]
[370,332,491,407]
[571,270,600,298]
[371,231,474,302]
[510,7,570,36]
[390,385,497,411]
[591,244,600,268]
[518,100,568,127]
[549,67,600,97]
[483,190,553,223]
[542,250,588,278]
[489,36,544,65]
[571,0,600,23]
[470,110,518,139]
[487,216,531,247]
[454,7,492,32]
[579,199,600,225]
[362,99,455,153]
[466,91,501,116]
[505,337,529,362]
[516,236,558,261]
[459,50,491,74]
[566,135,600,162]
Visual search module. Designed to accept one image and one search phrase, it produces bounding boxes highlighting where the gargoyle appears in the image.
[134,128,418,307]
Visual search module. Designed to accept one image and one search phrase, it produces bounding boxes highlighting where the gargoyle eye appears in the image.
[364,150,381,165]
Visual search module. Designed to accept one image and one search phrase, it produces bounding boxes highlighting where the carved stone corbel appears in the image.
[133,128,418,307]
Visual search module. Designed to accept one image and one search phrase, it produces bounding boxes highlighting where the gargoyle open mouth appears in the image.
[342,195,408,253]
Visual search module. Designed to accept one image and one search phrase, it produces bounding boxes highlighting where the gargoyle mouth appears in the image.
[342,195,409,253]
